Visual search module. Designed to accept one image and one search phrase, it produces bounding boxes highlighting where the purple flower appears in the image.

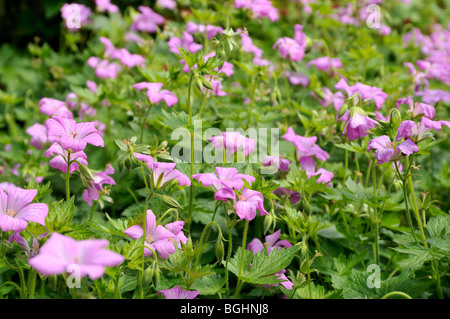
[210,132,257,157]
[156,0,176,10]
[342,108,379,140]
[26,123,48,150]
[273,24,306,62]
[396,117,450,141]
[38,98,73,119]
[158,286,200,299]
[130,6,165,33]
[61,3,91,31]
[112,48,146,68]
[134,152,155,169]
[124,210,176,258]
[87,57,122,79]
[192,167,255,190]
[282,127,329,162]
[284,71,309,86]
[240,33,263,58]
[298,156,334,185]
[273,37,305,62]
[247,230,292,254]
[262,156,290,171]
[82,164,116,206]
[46,117,104,152]
[306,56,343,72]
[236,0,279,21]
[168,31,203,55]
[165,221,188,249]
[96,0,119,13]
[415,89,450,104]
[0,186,48,233]
[273,187,301,204]
[367,135,419,164]
[44,142,88,173]
[215,187,268,221]
[133,82,178,107]
[185,21,223,39]
[29,233,124,279]
[335,78,388,110]
[151,162,191,189]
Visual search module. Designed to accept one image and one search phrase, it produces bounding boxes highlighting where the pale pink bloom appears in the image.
[124,210,176,258]
[29,233,124,279]
[96,0,119,13]
[26,123,48,150]
[210,132,257,157]
[133,82,178,107]
[158,286,200,299]
[0,186,48,233]
[44,143,88,173]
[38,98,73,119]
[130,6,165,33]
[61,3,91,31]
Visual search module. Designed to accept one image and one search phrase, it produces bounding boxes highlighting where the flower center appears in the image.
[264,242,270,247]
[145,235,154,244]
[389,142,396,148]
[238,195,245,201]
[72,131,78,138]
[6,209,16,217]
[168,237,175,243]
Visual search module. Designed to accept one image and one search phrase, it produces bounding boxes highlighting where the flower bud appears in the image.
[215,237,224,262]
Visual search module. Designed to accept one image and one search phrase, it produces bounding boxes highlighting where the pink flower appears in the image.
[82,164,116,206]
[44,143,88,173]
[262,156,290,171]
[192,167,255,190]
[273,37,305,62]
[273,187,301,204]
[61,3,91,31]
[165,221,188,249]
[112,48,146,68]
[29,233,124,279]
[367,135,418,165]
[247,230,292,254]
[168,31,203,55]
[151,162,191,189]
[240,33,263,58]
[130,6,165,33]
[156,0,176,10]
[273,24,306,62]
[215,187,268,221]
[342,108,379,140]
[285,71,309,86]
[186,21,223,39]
[26,123,48,150]
[0,186,48,233]
[38,98,73,119]
[124,210,176,258]
[134,152,155,169]
[133,82,178,107]
[95,0,119,13]
[282,127,329,162]
[236,0,279,21]
[158,286,200,299]
[335,78,388,110]
[298,156,334,185]
[210,132,257,157]
[306,56,343,72]
[396,117,450,141]
[87,57,122,79]
[46,117,104,152]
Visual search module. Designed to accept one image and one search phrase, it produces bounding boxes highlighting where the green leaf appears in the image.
[225,246,299,285]
[191,273,226,295]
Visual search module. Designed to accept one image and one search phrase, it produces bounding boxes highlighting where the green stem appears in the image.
[139,103,153,142]
[139,190,155,299]
[65,153,71,201]
[28,269,37,299]
[89,200,98,221]
[224,204,233,299]
[404,156,427,245]
[234,220,249,299]
[246,76,259,129]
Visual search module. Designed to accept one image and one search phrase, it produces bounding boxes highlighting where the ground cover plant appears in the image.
[0,0,449,300]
